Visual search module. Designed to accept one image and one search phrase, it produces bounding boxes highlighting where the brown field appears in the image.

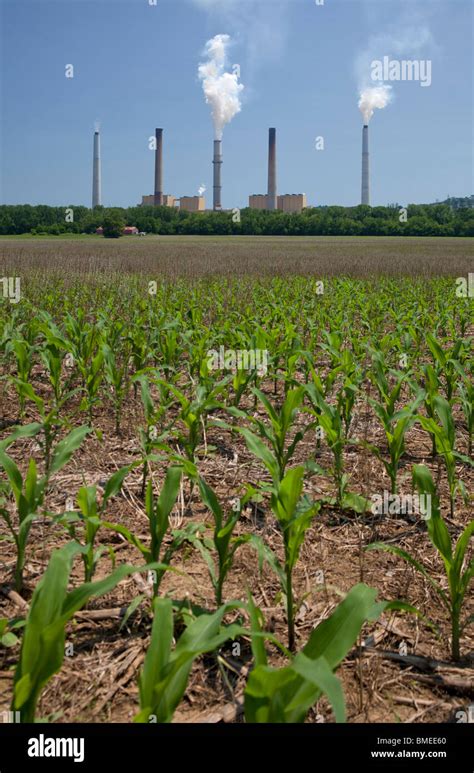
[0,235,472,277]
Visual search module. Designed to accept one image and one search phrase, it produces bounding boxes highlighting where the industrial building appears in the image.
[141,194,176,207]
[248,195,268,210]
[278,194,307,213]
[140,194,205,211]
[249,193,307,213]
[179,196,205,212]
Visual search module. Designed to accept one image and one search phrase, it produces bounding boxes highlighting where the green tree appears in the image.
[102,213,124,239]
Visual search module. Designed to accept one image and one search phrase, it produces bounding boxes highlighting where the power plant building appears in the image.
[278,194,307,213]
[249,193,307,213]
[141,194,176,207]
[179,196,205,212]
[249,195,268,210]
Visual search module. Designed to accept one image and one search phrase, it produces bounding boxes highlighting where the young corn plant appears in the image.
[11,541,170,722]
[193,475,256,606]
[9,336,37,418]
[40,341,68,409]
[10,379,79,476]
[103,465,192,596]
[245,583,394,722]
[305,384,366,511]
[265,466,320,651]
[366,465,473,661]
[425,333,468,404]
[80,348,104,424]
[335,350,364,439]
[57,465,131,582]
[417,396,472,518]
[134,373,174,498]
[0,425,90,592]
[135,597,245,723]
[162,379,229,466]
[228,386,308,485]
[364,385,425,495]
[416,364,441,458]
[102,342,131,435]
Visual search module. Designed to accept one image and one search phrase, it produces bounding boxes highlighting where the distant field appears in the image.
[0,235,472,277]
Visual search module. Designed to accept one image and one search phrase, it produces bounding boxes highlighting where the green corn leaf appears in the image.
[0,423,42,451]
[245,583,386,723]
[49,425,91,476]
[101,465,130,511]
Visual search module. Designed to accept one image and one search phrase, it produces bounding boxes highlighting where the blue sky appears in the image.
[0,0,472,208]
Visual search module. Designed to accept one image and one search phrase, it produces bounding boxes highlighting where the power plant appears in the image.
[97,122,372,212]
[92,130,101,208]
[361,124,370,206]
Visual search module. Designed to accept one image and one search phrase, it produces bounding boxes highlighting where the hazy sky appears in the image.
[0,0,472,208]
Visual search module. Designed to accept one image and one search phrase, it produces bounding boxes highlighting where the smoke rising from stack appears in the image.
[358,86,392,124]
[92,129,101,208]
[198,34,244,210]
[267,128,277,210]
[154,128,163,207]
[198,34,244,140]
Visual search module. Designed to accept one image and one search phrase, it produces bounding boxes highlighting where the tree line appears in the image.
[0,201,472,237]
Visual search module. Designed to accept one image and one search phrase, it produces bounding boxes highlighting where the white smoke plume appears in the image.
[355,4,435,123]
[94,119,101,132]
[198,184,206,196]
[198,34,244,140]
[191,1,289,74]
[358,85,392,124]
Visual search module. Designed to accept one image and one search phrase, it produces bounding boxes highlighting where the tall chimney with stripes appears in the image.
[213,139,222,210]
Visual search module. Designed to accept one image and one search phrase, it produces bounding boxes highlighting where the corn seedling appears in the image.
[0,425,90,592]
[245,583,391,722]
[135,596,245,723]
[11,541,170,722]
[103,465,188,596]
[366,464,473,660]
[417,396,472,517]
[57,465,131,582]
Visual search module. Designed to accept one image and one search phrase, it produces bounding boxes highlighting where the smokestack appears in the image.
[92,130,101,208]
[213,139,222,211]
[267,128,277,210]
[154,128,163,207]
[361,124,370,206]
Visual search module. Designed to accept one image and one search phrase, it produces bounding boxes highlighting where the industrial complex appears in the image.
[91,124,370,212]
